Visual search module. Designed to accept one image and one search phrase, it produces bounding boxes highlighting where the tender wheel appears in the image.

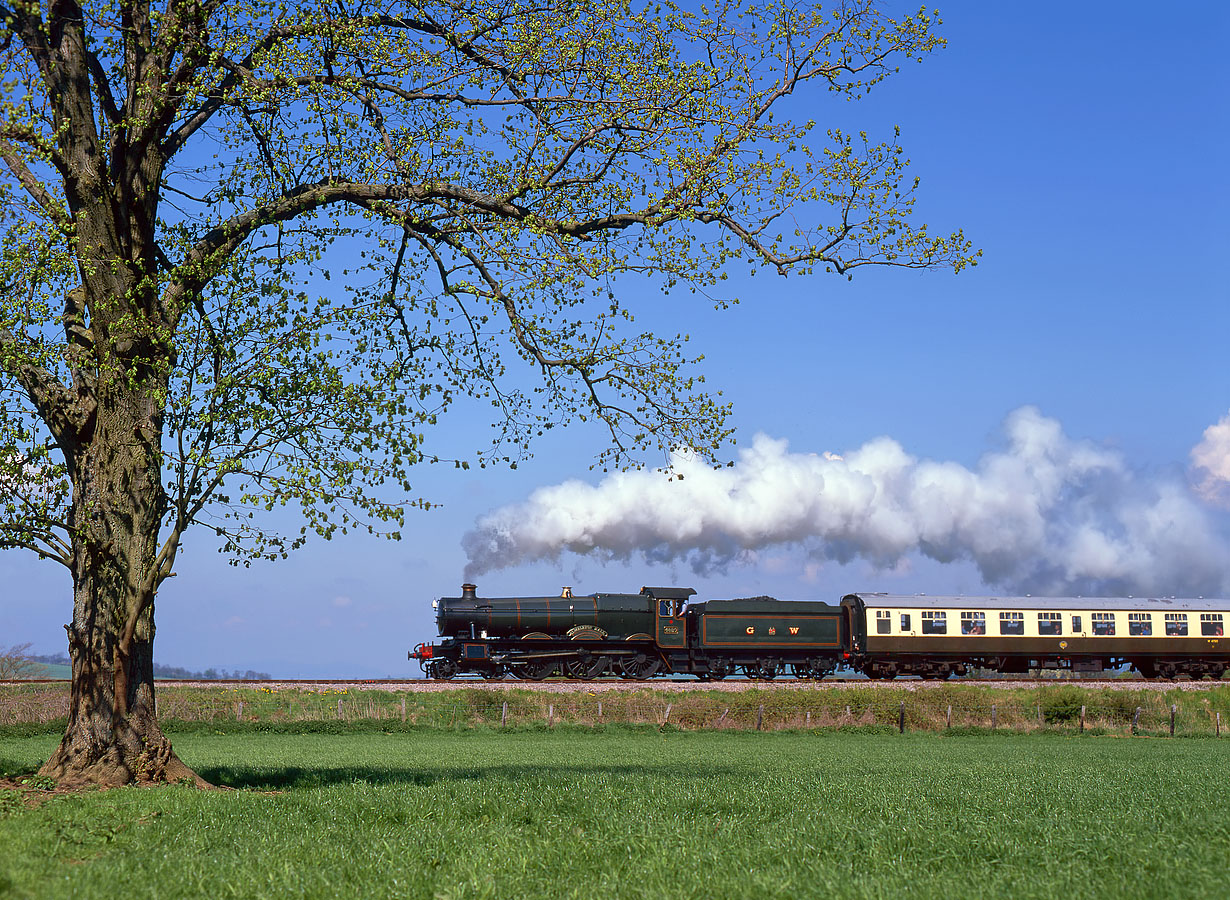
[743,659,778,680]
[618,653,662,679]
[480,665,506,680]
[707,657,731,681]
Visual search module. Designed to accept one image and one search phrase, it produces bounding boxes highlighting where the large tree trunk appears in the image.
[39,371,206,788]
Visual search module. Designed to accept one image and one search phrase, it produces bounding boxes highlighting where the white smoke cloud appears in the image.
[1191,411,1230,508]
[462,407,1230,596]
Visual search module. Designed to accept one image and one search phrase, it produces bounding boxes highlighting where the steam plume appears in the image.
[463,407,1230,596]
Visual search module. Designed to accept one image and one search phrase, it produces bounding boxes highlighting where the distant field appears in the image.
[1,730,1228,899]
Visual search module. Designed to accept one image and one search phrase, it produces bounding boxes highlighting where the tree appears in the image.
[0,642,42,679]
[0,0,975,786]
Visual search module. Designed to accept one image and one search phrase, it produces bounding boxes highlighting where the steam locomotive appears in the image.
[408,584,1230,681]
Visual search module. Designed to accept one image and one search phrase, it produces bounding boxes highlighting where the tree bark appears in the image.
[38,373,206,788]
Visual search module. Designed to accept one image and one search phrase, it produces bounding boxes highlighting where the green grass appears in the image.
[1,730,1228,899]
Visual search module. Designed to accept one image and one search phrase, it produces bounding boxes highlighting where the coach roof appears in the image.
[842,593,1230,613]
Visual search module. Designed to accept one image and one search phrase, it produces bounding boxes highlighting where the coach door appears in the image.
[657,598,686,648]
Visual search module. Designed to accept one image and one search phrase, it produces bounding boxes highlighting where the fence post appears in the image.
[1079,705,1086,733]
[946,705,952,730]
[337,698,343,720]
[718,708,729,726]
[805,711,811,728]
[501,701,508,727]
[548,703,554,727]
[1132,707,1141,735]
[597,700,602,720]
[898,700,905,734]
[401,698,406,722]
[756,704,764,731]
[237,700,243,721]
[845,704,851,720]
[1170,704,1176,737]
[1217,712,1221,738]
[991,704,997,730]
[1037,704,1043,728]
[662,703,672,726]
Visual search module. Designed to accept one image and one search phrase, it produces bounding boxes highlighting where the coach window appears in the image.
[1072,616,1082,633]
[922,611,947,635]
[1128,613,1152,637]
[1165,614,1188,637]
[1201,614,1225,637]
[961,612,986,635]
[1000,612,1024,636]
[1092,612,1116,636]
[876,610,892,635]
[1038,613,1062,637]
[901,613,911,632]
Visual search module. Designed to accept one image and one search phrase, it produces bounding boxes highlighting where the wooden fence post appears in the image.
[501,701,508,727]
[1170,704,1176,737]
[1132,707,1141,735]
[991,704,997,730]
[946,705,952,729]
[1037,704,1043,728]
[237,701,243,721]
[597,700,602,720]
[805,711,811,727]
[1079,705,1086,733]
[898,700,905,734]
[1217,712,1221,738]
[337,698,343,720]
[548,703,554,727]
[756,704,764,731]
[662,703,672,726]
[718,708,729,726]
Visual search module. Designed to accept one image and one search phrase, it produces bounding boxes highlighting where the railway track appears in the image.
[7,676,1227,689]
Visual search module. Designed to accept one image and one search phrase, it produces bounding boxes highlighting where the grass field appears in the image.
[1,729,1227,899]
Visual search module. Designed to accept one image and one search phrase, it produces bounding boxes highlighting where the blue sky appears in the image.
[3,1,1227,676]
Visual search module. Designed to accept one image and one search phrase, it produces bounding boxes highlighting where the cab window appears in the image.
[658,599,672,617]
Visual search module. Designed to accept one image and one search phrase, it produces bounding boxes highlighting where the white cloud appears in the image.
[463,407,1230,596]
[1191,411,1230,508]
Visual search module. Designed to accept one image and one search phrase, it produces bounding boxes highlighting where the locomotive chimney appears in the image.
[462,583,477,600]
[561,586,573,598]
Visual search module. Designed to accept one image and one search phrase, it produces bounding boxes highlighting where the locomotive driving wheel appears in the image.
[563,654,607,680]
[618,653,661,679]
[509,660,558,680]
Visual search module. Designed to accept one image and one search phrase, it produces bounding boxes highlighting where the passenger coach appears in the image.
[842,593,1230,680]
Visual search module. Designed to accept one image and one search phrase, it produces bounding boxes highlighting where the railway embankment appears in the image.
[3,679,1228,736]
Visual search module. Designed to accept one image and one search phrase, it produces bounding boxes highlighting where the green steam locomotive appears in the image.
[410,583,1230,680]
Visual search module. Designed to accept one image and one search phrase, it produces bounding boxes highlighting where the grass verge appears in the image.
[1,730,1228,899]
